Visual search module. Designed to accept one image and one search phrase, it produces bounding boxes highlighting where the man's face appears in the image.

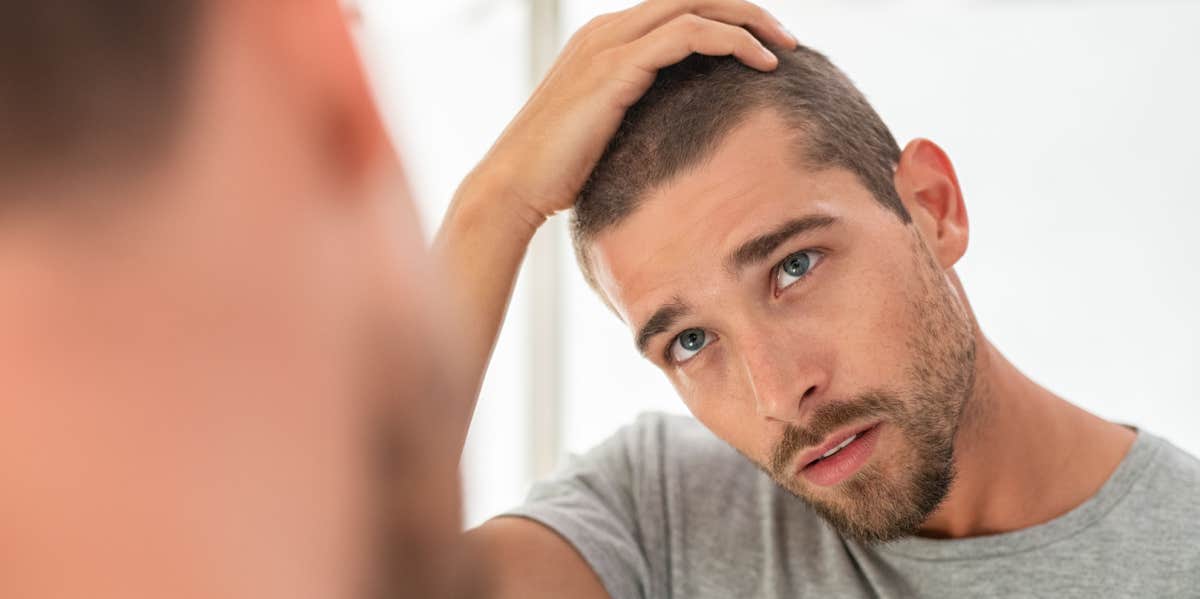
[590,110,977,543]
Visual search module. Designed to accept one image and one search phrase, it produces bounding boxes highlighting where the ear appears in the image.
[245,0,391,186]
[893,138,969,269]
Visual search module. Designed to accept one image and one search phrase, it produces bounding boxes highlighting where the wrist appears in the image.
[446,167,546,243]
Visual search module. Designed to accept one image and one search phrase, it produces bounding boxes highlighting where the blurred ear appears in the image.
[236,0,391,187]
[893,138,969,269]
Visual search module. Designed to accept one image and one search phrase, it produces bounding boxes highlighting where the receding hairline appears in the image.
[573,104,870,305]
[571,46,911,304]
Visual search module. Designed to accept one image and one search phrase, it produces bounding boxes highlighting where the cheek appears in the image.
[816,249,920,392]
[672,345,750,417]
[838,292,913,386]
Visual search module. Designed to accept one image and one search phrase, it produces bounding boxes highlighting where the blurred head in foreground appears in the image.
[0,2,472,597]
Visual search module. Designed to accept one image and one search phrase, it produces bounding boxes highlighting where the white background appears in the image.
[355,0,1200,528]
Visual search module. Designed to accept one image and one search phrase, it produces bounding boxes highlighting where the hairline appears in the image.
[573,105,903,308]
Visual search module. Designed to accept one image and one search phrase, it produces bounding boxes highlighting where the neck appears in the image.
[915,331,1136,539]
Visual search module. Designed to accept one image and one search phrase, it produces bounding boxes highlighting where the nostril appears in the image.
[802,386,818,401]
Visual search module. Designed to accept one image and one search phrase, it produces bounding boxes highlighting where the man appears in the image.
[442,3,1200,598]
[1,0,793,597]
[0,1,474,597]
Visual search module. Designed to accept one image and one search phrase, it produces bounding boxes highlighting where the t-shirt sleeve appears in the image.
[500,415,669,599]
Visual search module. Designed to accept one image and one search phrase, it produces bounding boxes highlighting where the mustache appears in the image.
[769,390,903,476]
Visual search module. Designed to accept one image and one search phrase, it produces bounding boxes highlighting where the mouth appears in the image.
[795,422,882,487]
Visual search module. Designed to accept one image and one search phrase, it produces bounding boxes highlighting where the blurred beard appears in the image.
[360,305,482,599]
[765,236,977,544]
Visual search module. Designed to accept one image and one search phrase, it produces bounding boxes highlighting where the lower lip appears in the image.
[799,423,881,487]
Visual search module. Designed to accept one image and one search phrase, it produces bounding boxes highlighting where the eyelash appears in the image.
[772,249,824,297]
[662,248,823,366]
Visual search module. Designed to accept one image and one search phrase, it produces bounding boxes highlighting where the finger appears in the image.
[602,0,797,51]
[614,13,781,77]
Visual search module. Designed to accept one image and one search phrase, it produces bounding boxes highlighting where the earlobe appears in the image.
[315,10,391,187]
[324,89,390,186]
[894,138,969,268]
[258,0,390,190]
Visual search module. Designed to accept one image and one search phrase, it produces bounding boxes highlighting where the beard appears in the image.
[764,233,977,544]
[360,303,483,599]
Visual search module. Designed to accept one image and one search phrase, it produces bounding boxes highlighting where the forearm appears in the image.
[433,168,544,427]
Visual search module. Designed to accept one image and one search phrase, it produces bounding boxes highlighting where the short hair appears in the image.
[571,44,911,294]
[0,1,200,181]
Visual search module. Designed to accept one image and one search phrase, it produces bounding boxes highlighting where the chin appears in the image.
[782,451,955,545]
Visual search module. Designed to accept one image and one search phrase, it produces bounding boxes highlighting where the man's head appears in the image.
[0,2,469,597]
[573,47,979,543]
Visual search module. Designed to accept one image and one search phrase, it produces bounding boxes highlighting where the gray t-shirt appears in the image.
[504,412,1200,598]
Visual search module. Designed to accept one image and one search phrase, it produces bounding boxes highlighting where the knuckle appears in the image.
[568,14,616,51]
[590,47,624,72]
[747,2,771,23]
[583,14,611,30]
[671,12,706,34]
[738,28,760,47]
[571,13,612,43]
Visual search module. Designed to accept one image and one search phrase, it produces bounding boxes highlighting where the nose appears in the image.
[739,334,827,424]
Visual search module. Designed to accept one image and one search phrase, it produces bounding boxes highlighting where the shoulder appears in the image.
[570,411,740,464]
[1136,430,1200,496]
[504,413,785,599]
[520,412,779,530]
[1149,434,1200,481]
[606,412,753,481]
[1108,431,1200,578]
[618,411,720,443]
[521,412,745,503]
[1110,431,1200,548]
[620,411,734,453]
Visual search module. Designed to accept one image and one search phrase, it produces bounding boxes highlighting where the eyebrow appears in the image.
[632,214,838,358]
[725,214,839,274]
[635,299,690,356]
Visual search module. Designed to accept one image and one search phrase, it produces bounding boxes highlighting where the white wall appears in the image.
[357,0,1200,527]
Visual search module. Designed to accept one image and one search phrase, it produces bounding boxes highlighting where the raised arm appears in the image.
[434,0,798,438]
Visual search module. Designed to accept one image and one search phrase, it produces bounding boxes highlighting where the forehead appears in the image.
[589,109,887,326]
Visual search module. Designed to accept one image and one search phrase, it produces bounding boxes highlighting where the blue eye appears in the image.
[775,250,822,291]
[670,328,710,363]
